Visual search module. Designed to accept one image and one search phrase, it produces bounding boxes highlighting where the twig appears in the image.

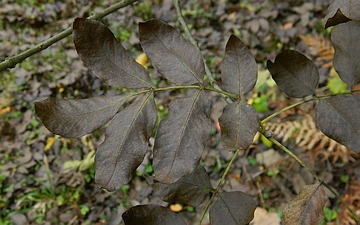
[263,134,360,223]
[0,0,139,72]
[173,0,211,79]
[173,0,233,104]
[198,149,241,225]
[261,90,358,124]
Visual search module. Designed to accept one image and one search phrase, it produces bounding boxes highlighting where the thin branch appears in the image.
[0,0,139,72]
[204,86,239,100]
[174,0,212,77]
[198,149,241,225]
[262,134,360,223]
[261,90,356,124]
[173,0,233,104]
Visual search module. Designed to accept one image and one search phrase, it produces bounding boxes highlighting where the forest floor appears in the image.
[1,0,360,224]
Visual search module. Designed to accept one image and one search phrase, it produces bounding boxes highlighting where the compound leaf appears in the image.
[209,191,256,225]
[315,95,360,152]
[153,165,212,207]
[221,35,257,96]
[122,205,187,225]
[34,95,133,138]
[73,18,151,89]
[331,21,360,89]
[283,184,327,225]
[324,0,360,28]
[95,93,156,191]
[219,100,259,150]
[139,19,204,85]
[267,50,319,98]
[153,90,211,183]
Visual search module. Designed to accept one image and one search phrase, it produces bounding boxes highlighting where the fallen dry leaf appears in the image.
[283,184,327,225]
[256,149,283,168]
[250,207,281,225]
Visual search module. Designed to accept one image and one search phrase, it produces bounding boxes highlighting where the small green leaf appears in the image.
[80,205,90,215]
[145,164,153,174]
[327,74,348,94]
[263,192,269,199]
[56,195,64,206]
[260,134,273,148]
[340,175,349,183]
[323,207,338,222]
[63,160,81,172]
[253,95,269,112]
[120,185,130,195]
[247,156,257,166]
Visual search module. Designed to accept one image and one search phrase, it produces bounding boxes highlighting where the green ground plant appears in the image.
[2,0,360,224]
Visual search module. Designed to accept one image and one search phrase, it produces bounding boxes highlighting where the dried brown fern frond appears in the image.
[299,34,334,68]
[265,114,355,163]
[338,180,360,225]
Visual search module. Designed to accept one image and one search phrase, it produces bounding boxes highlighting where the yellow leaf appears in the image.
[169,203,182,212]
[0,106,12,117]
[136,52,148,68]
[253,132,260,142]
[63,160,81,173]
[247,92,258,105]
[44,137,55,151]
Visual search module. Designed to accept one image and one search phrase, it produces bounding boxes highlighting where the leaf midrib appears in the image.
[60,94,135,136]
[88,25,151,88]
[104,92,153,188]
[163,90,203,182]
[150,28,203,85]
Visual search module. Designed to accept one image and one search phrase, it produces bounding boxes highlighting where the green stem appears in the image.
[264,135,359,223]
[261,100,307,124]
[173,0,233,104]
[43,155,55,194]
[0,0,139,71]
[173,0,211,80]
[153,85,201,92]
[268,137,321,182]
[153,85,239,100]
[204,87,239,100]
[198,149,241,225]
[261,91,355,124]
[119,85,238,101]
